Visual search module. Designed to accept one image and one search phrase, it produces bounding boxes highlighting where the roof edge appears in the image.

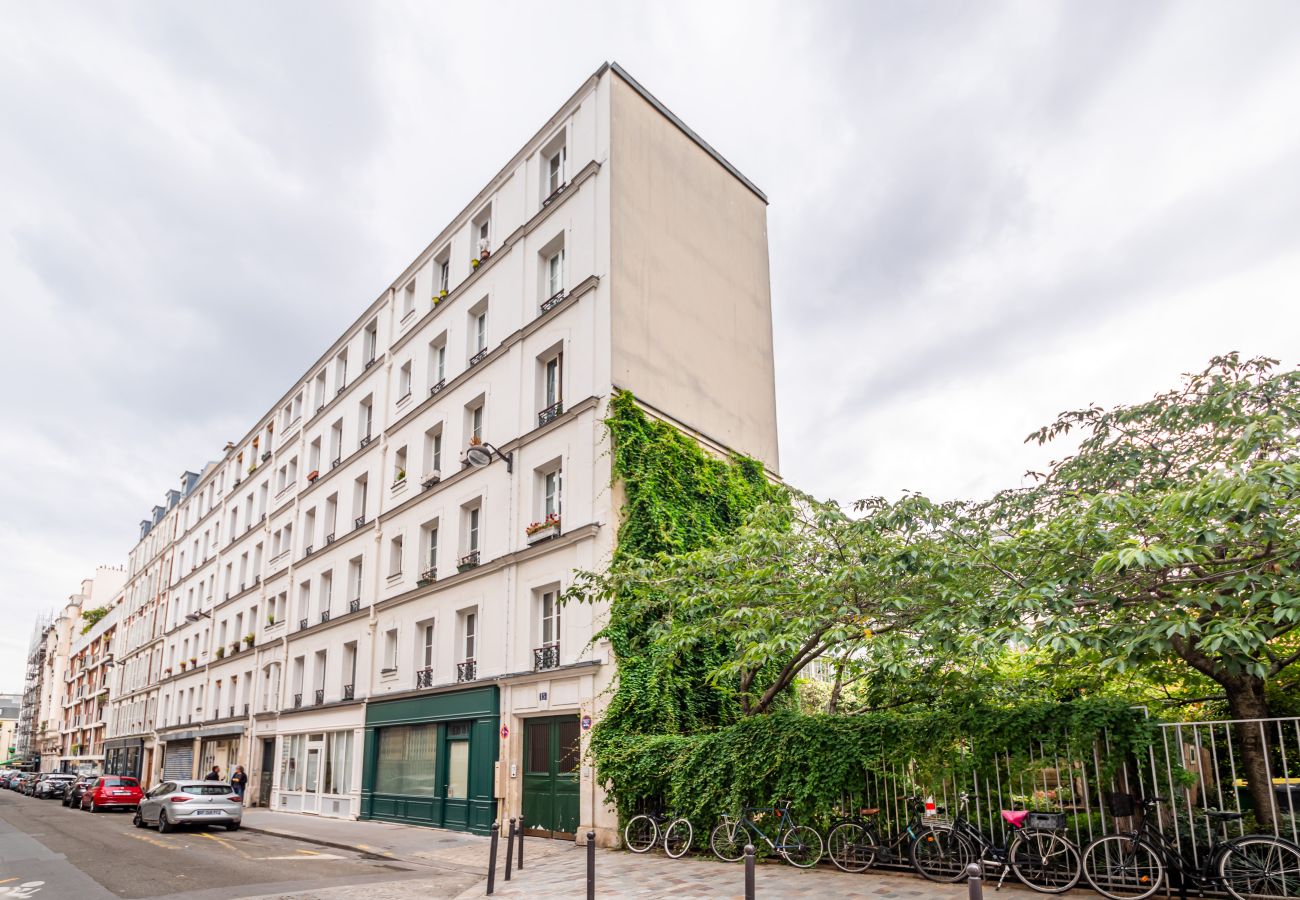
[607,61,768,205]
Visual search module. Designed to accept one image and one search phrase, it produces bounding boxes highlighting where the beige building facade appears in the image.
[91,63,777,845]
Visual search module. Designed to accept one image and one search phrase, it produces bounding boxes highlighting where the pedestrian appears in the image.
[204,765,221,781]
[231,765,248,803]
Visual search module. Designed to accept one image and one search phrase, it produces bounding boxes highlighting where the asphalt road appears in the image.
[0,789,461,900]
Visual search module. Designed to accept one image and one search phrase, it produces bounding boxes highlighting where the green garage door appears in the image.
[522,716,580,839]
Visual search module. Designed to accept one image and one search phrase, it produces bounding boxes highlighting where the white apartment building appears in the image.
[102,62,779,845]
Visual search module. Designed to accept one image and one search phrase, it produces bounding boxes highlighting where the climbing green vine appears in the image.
[583,391,1155,828]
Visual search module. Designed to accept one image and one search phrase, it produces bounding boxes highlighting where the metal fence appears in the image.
[843,714,1299,895]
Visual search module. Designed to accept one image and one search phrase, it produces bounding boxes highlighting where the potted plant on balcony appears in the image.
[247,463,256,474]
[525,512,561,544]
[189,656,198,667]
[163,666,172,676]
[393,468,406,487]
[267,613,276,626]
[244,633,255,647]
[471,257,480,269]
[230,642,240,655]
[179,661,187,672]
[215,647,225,659]
[437,288,448,303]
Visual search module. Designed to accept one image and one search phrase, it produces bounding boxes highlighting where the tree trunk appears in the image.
[1222,674,1275,830]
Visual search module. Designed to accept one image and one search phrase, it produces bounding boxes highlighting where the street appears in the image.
[0,791,478,900]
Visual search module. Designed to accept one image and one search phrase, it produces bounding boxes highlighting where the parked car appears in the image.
[63,775,96,808]
[81,775,143,812]
[16,773,37,792]
[22,773,47,796]
[33,773,76,799]
[135,781,242,832]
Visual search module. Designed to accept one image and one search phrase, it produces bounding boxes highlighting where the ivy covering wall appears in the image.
[592,391,1154,826]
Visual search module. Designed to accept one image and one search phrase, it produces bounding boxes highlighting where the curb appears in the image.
[238,824,492,877]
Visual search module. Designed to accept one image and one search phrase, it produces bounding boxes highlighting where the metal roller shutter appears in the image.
[162,744,193,781]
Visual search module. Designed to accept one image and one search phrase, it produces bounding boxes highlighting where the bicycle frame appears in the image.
[728,804,802,853]
[1122,810,1240,890]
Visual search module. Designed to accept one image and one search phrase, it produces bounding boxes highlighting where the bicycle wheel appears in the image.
[1081,834,1164,900]
[709,820,746,863]
[1219,836,1300,900]
[828,821,876,873]
[910,826,975,883]
[663,817,693,858]
[779,824,823,868]
[1009,829,1081,893]
[623,814,659,853]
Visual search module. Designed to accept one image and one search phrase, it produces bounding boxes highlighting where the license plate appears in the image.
[112,790,129,795]
[195,809,222,815]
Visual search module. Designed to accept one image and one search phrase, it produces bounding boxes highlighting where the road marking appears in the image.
[200,832,252,859]
[259,854,344,860]
[127,832,180,850]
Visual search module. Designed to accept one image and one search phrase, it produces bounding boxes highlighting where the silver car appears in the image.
[133,780,242,832]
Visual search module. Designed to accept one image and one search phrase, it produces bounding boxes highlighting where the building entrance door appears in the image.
[521,716,580,839]
[258,739,274,807]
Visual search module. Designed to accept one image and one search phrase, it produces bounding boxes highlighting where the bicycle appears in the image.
[1081,793,1300,900]
[709,800,824,868]
[828,795,940,873]
[623,808,694,858]
[910,791,1081,893]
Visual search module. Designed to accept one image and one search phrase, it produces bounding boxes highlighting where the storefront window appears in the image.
[375,724,437,795]
[324,731,353,795]
[281,734,304,791]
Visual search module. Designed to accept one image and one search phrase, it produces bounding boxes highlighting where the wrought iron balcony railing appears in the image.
[456,659,477,683]
[416,667,434,688]
[534,643,560,671]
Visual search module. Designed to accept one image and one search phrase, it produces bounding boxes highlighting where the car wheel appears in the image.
[226,822,240,832]
[89,800,97,813]
[132,809,145,828]
[158,810,174,834]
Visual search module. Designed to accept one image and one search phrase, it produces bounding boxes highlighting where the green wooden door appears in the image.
[521,716,580,838]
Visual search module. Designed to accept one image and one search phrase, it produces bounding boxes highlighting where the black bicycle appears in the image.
[1082,793,1300,900]
[828,795,941,873]
[910,792,1081,893]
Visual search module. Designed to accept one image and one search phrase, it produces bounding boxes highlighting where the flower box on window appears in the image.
[421,470,441,490]
[525,513,561,544]
[307,470,320,483]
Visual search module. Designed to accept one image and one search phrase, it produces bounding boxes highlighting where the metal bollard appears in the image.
[967,862,983,900]
[486,820,499,896]
[744,844,755,899]
[586,830,596,900]
[518,817,524,870]
[505,818,516,881]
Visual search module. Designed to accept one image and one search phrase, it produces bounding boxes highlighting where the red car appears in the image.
[81,775,143,812]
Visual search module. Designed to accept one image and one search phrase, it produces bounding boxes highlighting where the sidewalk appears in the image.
[238,810,1064,899]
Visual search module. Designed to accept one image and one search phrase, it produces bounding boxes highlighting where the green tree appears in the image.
[991,354,1300,824]
[572,491,987,717]
[80,605,110,634]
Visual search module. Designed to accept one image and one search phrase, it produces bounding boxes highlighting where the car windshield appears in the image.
[101,777,138,787]
[178,784,232,795]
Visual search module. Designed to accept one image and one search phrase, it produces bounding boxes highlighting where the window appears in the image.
[374,724,436,794]
[401,281,415,320]
[543,468,562,519]
[363,320,378,362]
[383,629,398,671]
[308,437,321,473]
[474,211,492,259]
[475,311,487,353]
[324,731,353,795]
[318,572,332,617]
[389,534,403,577]
[393,446,407,484]
[348,556,363,602]
[398,362,412,400]
[547,248,564,297]
[462,610,477,661]
[466,400,484,444]
[334,350,348,393]
[353,474,368,525]
[423,426,443,476]
[359,397,373,441]
[420,622,434,668]
[547,145,566,196]
[467,505,480,553]
[423,522,439,571]
[544,352,563,410]
[438,258,450,295]
[313,371,327,410]
[539,589,560,646]
[428,337,446,386]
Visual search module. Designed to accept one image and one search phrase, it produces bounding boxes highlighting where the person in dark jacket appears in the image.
[204,765,221,781]
[230,765,248,803]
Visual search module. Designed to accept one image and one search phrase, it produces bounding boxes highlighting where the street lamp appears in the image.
[465,441,513,473]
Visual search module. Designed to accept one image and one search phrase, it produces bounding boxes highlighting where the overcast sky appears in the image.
[3,0,1300,690]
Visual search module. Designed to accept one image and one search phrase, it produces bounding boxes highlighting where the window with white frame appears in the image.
[547,145,566,196]
[383,628,398,671]
[438,257,450,295]
[398,361,412,400]
[393,445,407,485]
[475,214,492,259]
[461,610,477,662]
[423,425,443,476]
[334,349,348,391]
[542,351,562,412]
[428,336,446,386]
[348,556,363,602]
[388,534,403,577]
[363,321,378,363]
[539,589,560,648]
[547,248,564,297]
[466,400,484,444]
[420,621,435,670]
[472,309,487,354]
[359,396,373,441]
[464,504,481,555]
[421,520,438,575]
[542,467,562,520]
[401,281,416,320]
